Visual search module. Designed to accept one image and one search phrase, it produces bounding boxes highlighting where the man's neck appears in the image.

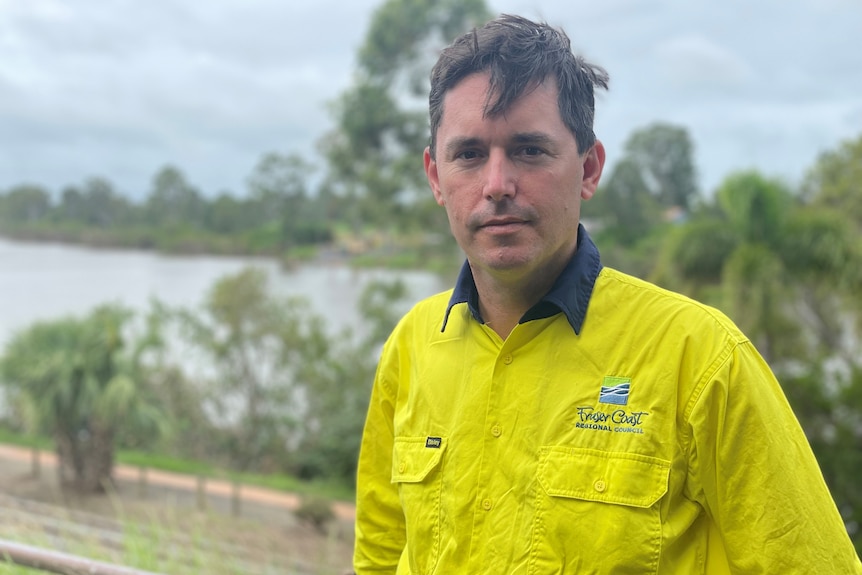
[472,260,566,340]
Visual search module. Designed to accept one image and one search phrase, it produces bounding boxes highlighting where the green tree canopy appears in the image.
[321,0,491,232]
[175,267,332,472]
[588,157,663,247]
[0,305,168,493]
[621,122,699,210]
[0,184,52,224]
[145,165,206,228]
[803,132,862,231]
[58,177,133,228]
[655,170,861,365]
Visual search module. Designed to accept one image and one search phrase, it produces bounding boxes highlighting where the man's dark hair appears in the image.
[428,14,609,159]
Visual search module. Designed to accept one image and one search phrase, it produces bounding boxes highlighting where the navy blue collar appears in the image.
[441,224,603,334]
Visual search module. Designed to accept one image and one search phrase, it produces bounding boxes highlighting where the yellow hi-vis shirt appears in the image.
[354,227,861,574]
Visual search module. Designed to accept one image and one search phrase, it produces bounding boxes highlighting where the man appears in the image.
[353,14,861,574]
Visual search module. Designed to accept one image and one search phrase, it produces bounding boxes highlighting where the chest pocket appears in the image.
[531,447,670,575]
[392,436,447,575]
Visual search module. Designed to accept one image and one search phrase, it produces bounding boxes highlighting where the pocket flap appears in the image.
[392,436,447,483]
[539,447,669,508]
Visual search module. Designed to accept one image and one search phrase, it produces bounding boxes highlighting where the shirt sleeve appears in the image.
[686,340,862,574]
[353,338,407,574]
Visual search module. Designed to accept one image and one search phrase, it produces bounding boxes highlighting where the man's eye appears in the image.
[457,150,480,160]
[521,146,544,156]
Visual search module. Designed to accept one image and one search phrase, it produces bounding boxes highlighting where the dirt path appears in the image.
[0,444,356,522]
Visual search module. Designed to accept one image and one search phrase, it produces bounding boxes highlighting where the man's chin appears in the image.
[471,250,536,274]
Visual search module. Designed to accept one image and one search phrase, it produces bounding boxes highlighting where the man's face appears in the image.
[424,72,605,284]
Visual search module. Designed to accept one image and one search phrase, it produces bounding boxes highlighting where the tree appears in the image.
[586,123,697,270]
[0,305,168,494]
[205,192,251,235]
[781,361,862,553]
[144,165,205,228]
[0,184,52,224]
[291,278,408,482]
[246,153,310,225]
[622,122,699,210]
[176,267,331,472]
[654,168,862,550]
[803,132,862,231]
[320,0,491,232]
[654,170,861,365]
[58,177,133,228]
[588,157,663,247]
[245,152,331,248]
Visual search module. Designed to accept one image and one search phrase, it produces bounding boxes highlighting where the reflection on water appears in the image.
[0,239,445,347]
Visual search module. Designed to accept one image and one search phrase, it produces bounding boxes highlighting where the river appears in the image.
[0,239,447,348]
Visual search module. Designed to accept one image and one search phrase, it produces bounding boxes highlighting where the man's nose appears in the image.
[483,150,516,201]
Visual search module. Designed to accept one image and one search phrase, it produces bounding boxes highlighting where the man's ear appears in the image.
[580,140,606,201]
[424,147,445,206]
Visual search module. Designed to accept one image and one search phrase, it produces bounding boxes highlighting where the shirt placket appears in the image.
[469,333,518,571]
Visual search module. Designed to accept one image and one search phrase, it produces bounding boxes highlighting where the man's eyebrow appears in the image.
[512,132,554,146]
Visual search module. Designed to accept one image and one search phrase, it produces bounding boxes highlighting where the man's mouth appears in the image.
[480,217,527,228]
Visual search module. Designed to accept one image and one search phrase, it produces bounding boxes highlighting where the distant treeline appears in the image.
[0,154,338,259]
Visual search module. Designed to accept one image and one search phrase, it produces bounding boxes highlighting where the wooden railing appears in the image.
[0,539,165,575]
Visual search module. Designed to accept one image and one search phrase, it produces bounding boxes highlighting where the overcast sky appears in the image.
[2,0,860,200]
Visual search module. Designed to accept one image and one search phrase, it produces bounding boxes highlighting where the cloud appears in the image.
[1,0,860,199]
[654,35,754,95]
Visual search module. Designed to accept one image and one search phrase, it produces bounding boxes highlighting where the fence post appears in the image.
[231,479,241,517]
[30,446,40,479]
[196,475,207,511]
[0,538,166,575]
[137,467,148,498]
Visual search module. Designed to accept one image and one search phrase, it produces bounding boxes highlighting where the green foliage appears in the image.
[289,279,409,484]
[0,184,51,224]
[589,157,663,247]
[655,169,861,364]
[716,171,792,246]
[358,0,491,93]
[321,0,491,232]
[0,305,169,493]
[58,177,135,228]
[174,267,324,473]
[294,496,336,534]
[0,156,336,259]
[145,165,206,228]
[655,219,737,289]
[623,122,699,210]
[803,133,862,231]
[782,362,862,553]
[588,122,697,254]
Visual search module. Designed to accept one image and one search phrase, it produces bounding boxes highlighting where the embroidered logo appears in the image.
[599,376,631,405]
[425,437,442,448]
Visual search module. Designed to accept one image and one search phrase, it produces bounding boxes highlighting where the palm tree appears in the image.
[653,170,861,365]
[0,305,168,494]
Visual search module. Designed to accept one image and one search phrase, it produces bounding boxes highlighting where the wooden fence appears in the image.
[0,539,165,575]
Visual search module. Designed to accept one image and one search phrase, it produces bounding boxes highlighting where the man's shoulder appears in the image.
[593,267,747,344]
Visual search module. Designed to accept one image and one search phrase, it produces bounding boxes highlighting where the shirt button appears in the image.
[594,480,607,493]
[503,354,513,365]
[491,425,502,437]
[398,463,406,473]
[482,498,493,511]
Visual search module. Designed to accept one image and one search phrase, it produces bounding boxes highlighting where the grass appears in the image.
[117,449,354,502]
[0,430,50,451]
[0,477,353,575]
